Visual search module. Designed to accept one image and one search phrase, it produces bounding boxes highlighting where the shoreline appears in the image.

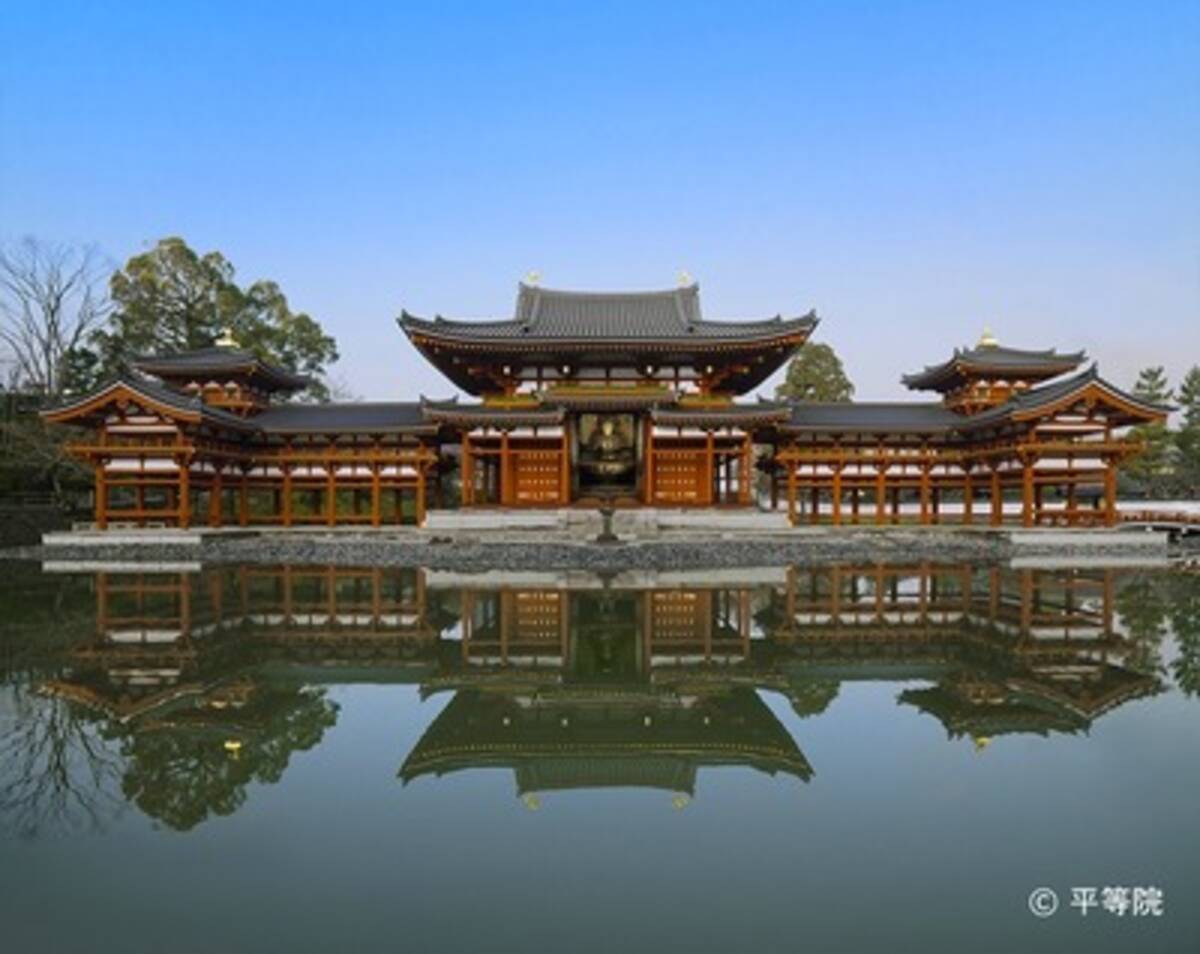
[1,526,1175,571]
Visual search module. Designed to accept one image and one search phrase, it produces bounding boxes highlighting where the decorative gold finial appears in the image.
[973,735,992,753]
[214,327,239,349]
[525,270,542,286]
[671,793,691,810]
[977,326,999,349]
[522,793,541,811]
[677,269,694,287]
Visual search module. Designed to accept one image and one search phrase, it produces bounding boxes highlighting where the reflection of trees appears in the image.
[1113,571,1200,698]
[1166,574,1200,697]
[788,680,839,718]
[0,566,96,683]
[115,684,339,831]
[0,686,123,838]
[1115,574,1170,673]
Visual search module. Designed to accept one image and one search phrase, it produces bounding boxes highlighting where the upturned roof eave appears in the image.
[132,348,312,392]
[398,312,817,348]
[40,374,259,432]
[901,348,1088,392]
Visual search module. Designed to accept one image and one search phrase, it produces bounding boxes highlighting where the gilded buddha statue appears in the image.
[579,416,634,479]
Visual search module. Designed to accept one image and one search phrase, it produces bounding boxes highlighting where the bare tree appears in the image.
[0,685,125,838]
[0,238,111,399]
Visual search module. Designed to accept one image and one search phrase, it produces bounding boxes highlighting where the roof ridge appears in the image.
[517,282,698,300]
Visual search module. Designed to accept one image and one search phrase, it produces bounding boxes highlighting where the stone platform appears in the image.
[424,507,793,536]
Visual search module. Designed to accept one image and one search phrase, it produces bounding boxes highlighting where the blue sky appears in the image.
[2,1,1197,400]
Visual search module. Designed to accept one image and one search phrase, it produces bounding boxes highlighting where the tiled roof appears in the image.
[966,364,1172,426]
[783,402,963,435]
[782,366,1170,436]
[41,375,257,431]
[421,398,565,427]
[134,347,311,391]
[400,282,816,344]
[254,402,435,435]
[902,344,1085,391]
[653,402,792,427]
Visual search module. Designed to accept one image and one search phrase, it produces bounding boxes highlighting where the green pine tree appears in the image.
[775,342,855,402]
[1174,365,1200,498]
[1123,366,1174,498]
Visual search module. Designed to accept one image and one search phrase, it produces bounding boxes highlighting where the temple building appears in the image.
[42,280,1169,528]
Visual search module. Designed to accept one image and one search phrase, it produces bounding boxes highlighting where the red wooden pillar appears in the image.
[325,461,337,527]
[281,466,293,527]
[1103,458,1117,527]
[499,430,511,506]
[786,462,797,526]
[561,427,571,504]
[1021,458,1035,528]
[238,473,249,527]
[208,469,223,527]
[831,466,843,526]
[990,469,1002,526]
[416,463,427,527]
[962,471,973,525]
[739,434,751,505]
[178,461,191,529]
[875,467,886,525]
[94,463,108,529]
[918,466,931,525]
[462,432,474,507]
[371,465,382,527]
[705,431,715,506]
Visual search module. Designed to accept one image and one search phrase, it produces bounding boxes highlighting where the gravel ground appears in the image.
[0,529,1064,571]
[3,525,1175,571]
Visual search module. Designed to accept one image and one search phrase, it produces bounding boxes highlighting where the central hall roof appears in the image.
[399,282,817,344]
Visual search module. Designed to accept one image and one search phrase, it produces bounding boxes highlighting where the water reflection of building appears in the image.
[411,578,807,796]
[33,562,1164,822]
[770,565,1159,740]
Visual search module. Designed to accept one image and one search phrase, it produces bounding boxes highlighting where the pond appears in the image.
[1,560,1198,953]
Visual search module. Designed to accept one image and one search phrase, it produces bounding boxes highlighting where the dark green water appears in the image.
[1,560,1198,953]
